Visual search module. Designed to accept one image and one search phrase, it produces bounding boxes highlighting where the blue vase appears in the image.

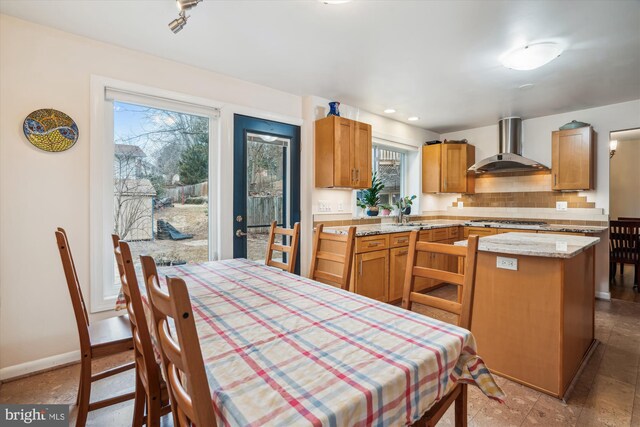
[327,102,341,117]
[366,208,379,217]
[403,206,411,215]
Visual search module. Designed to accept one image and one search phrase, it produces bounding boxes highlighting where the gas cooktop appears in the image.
[467,219,548,226]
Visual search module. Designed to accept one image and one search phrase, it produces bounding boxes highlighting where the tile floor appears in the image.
[1,284,639,426]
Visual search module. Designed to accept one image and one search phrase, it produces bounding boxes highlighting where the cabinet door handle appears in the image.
[359,259,363,276]
[396,238,408,243]
[356,169,360,182]
[398,250,408,256]
[554,174,557,186]
[367,242,382,247]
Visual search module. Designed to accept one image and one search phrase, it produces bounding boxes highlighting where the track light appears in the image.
[176,0,202,11]
[168,11,188,34]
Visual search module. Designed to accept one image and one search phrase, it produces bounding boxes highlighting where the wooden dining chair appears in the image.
[265,221,300,273]
[55,228,135,427]
[609,220,640,286]
[145,269,218,427]
[402,231,480,427]
[112,236,172,426]
[308,224,356,290]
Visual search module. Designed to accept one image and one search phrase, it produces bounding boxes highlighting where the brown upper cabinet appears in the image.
[422,142,475,194]
[315,116,372,189]
[551,126,596,191]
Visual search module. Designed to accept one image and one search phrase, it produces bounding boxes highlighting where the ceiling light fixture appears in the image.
[407,116,419,122]
[319,0,352,4]
[384,108,396,114]
[176,0,202,11]
[169,12,188,33]
[500,42,563,71]
[169,0,202,33]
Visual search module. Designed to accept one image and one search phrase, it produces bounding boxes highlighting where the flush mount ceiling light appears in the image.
[407,116,419,122]
[500,42,563,71]
[383,108,396,114]
[169,0,202,33]
[319,0,352,4]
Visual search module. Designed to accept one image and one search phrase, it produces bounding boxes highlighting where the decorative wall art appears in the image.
[23,108,79,152]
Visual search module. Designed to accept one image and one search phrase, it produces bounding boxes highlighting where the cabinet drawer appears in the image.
[390,233,411,248]
[418,229,433,241]
[431,228,449,242]
[355,235,389,253]
[464,227,497,238]
[448,226,460,239]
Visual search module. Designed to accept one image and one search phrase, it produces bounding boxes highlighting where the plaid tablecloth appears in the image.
[116,258,504,426]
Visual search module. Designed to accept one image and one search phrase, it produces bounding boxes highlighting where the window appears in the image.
[373,145,405,206]
[90,79,219,312]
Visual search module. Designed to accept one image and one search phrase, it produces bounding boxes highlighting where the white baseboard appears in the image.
[595,291,611,301]
[0,350,80,382]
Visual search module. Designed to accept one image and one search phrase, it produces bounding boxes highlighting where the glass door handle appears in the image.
[235,229,248,238]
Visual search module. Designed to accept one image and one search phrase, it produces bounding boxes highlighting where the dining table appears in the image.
[116,258,504,426]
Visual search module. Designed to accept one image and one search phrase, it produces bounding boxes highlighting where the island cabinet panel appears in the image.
[315,116,372,189]
[470,248,595,398]
[353,250,389,302]
[552,126,595,191]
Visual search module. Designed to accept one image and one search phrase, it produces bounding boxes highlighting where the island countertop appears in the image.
[454,232,600,258]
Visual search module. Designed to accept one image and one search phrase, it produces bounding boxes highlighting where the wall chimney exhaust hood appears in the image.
[468,117,549,174]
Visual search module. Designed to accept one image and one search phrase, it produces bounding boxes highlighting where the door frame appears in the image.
[233,114,301,272]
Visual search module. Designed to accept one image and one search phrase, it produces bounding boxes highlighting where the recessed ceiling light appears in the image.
[408,116,419,122]
[384,108,396,114]
[319,0,352,4]
[518,83,534,90]
[500,42,563,71]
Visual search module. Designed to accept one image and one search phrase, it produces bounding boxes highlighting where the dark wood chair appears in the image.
[609,220,640,287]
[309,224,356,290]
[265,221,300,273]
[402,232,480,427]
[112,236,172,426]
[55,228,135,427]
[145,265,217,426]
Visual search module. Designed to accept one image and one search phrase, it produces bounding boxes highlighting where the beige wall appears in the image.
[610,138,640,219]
[0,14,302,374]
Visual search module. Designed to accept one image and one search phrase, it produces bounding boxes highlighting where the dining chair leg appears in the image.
[131,373,145,427]
[146,392,161,427]
[454,384,467,427]
[76,358,92,427]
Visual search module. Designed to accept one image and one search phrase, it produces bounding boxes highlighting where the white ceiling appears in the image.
[1,0,639,133]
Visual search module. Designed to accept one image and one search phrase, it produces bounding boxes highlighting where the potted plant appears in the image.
[395,195,417,215]
[357,172,384,217]
[379,203,393,216]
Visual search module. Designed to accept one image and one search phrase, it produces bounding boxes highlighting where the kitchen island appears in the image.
[454,232,600,399]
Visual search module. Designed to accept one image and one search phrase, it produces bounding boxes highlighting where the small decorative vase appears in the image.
[366,207,379,217]
[381,209,391,216]
[327,101,341,117]
[403,206,412,215]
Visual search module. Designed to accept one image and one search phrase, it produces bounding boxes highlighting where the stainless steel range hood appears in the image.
[468,117,549,174]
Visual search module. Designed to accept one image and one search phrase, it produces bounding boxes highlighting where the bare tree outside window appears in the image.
[112,101,210,270]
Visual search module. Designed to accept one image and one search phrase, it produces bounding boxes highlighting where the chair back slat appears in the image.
[147,273,217,427]
[111,235,163,403]
[309,224,356,290]
[55,229,91,350]
[609,221,640,264]
[265,221,300,273]
[402,231,480,330]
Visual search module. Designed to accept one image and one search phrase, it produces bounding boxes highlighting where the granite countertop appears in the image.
[324,220,466,236]
[454,232,600,258]
[323,220,606,237]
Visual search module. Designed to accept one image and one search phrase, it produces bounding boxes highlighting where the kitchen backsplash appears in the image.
[453,191,595,209]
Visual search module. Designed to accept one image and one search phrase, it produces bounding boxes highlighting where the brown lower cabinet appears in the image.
[349,227,461,303]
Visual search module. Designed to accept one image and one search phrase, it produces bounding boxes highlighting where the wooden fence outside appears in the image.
[165,182,208,203]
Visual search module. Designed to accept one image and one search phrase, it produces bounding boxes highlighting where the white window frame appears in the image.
[89,76,221,312]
